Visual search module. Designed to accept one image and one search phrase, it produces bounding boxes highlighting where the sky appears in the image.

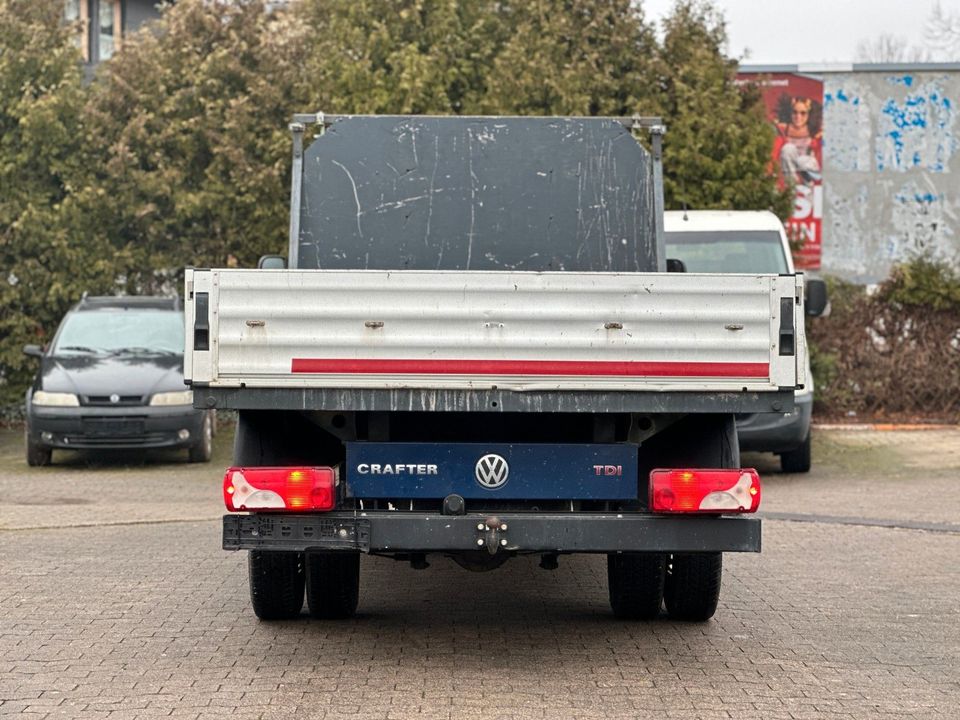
[642,0,956,65]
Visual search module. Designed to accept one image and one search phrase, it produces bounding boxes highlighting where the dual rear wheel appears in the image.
[252,549,719,622]
[607,413,739,622]
[248,550,360,620]
[607,552,722,622]
[236,412,359,620]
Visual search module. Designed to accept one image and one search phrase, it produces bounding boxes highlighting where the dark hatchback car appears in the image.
[23,296,213,466]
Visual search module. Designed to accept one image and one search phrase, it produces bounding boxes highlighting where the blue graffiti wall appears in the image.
[822,72,959,282]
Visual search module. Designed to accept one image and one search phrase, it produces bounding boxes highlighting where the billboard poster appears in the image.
[737,72,824,270]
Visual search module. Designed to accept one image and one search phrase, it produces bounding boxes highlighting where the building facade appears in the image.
[64,0,162,67]
[739,63,960,283]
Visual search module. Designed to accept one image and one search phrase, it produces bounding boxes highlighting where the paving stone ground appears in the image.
[1,427,958,719]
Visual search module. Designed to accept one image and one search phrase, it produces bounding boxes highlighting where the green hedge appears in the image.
[808,259,960,421]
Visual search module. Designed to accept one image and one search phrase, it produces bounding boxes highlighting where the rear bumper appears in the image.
[223,512,761,554]
[737,392,812,453]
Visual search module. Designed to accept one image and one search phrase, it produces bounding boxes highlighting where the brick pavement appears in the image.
[0,430,227,531]
[1,427,958,719]
[750,428,960,525]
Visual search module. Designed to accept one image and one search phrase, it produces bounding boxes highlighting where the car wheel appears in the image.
[25,428,52,467]
[664,552,722,622]
[248,551,305,620]
[780,432,812,473]
[306,553,360,619]
[188,412,213,463]
[607,552,666,620]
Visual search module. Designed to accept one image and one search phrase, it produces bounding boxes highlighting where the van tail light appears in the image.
[223,467,336,512]
[649,468,761,514]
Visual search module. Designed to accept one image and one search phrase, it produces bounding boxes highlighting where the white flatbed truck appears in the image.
[184,114,810,621]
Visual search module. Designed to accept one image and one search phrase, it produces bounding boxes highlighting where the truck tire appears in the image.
[306,553,360,619]
[607,552,666,620]
[639,414,736,622]
[664,552,722,622]
[25,431,52,467]
[188,412,213,463]
[248,551,305,620]
[780,432,812,473]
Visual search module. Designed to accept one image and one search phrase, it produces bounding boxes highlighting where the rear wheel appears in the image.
[237,411,351,620]
[25,429,52,467]
[664,552,722,622]
[306,553,360,619]
[639,415,738,622]
[607,552,666,620]
[248,551,305,620]
[780,432,812,473]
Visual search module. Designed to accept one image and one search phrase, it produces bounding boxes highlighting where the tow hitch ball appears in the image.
[477,516,508,555]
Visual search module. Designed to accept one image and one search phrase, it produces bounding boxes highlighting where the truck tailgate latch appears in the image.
[477,516,508,555]
[778,297,795,356]
[194,292,210,351]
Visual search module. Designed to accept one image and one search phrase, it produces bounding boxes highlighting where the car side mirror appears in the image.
[23,344,43,358]
[666,258,687,273]
[257,255,286,269]
[805,278,828,317]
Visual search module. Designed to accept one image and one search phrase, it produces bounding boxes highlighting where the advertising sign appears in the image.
[738,72,824,270]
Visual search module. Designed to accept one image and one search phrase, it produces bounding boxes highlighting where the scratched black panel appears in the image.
[297,117,656,272]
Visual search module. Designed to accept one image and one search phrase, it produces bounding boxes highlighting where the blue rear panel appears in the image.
[345,442,638,500]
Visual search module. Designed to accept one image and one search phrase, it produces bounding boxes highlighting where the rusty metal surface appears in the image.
[193,386,796,414]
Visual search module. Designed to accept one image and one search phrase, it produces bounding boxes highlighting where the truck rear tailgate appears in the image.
[184,268,805,393]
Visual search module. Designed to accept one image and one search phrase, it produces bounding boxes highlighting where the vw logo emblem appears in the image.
[475,454,509,489]
[109,394,120,404]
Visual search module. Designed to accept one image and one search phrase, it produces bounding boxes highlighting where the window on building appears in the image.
[64,0,80,22]
[98,1,122,61]
[64,0,89,62]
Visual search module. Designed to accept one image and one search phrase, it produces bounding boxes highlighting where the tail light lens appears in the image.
[649,468,761,514]
[223,467,336,512]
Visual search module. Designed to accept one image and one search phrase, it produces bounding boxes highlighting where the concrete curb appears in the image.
[813,423,959,431]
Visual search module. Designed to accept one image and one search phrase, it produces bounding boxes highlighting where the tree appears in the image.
[657,0,791,217]
[479,0,660,117]
[854,33,930,63]
[0,0,117,406]
[297,0,506,114]
[297,0,660,117]
[925,1,960,60]
[79,0,308,291]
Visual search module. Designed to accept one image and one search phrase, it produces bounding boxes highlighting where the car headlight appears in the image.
[149,390,194,406]
[32,391,80,407]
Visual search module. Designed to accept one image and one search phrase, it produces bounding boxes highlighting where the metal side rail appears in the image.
[222,512,761,554]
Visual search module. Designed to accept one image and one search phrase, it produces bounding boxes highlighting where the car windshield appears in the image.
[664,230,789,274]
[53,309,184,355]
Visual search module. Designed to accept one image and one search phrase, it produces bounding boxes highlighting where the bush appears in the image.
[877,256,960,311]
[808,258,960,421]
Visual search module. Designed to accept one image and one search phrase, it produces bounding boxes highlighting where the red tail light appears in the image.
[223,467,336,512]
[649,468,761,514]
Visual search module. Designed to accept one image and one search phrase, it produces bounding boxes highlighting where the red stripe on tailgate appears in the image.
[290,358,769,378]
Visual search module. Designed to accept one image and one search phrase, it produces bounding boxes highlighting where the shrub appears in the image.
[808,258,960,421]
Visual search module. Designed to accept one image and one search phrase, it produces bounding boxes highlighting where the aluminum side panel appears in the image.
[186,269,803,392]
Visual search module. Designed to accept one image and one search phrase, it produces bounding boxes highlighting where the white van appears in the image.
[664,210,821,473]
